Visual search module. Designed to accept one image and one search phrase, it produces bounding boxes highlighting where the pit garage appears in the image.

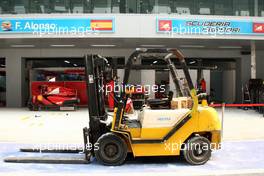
[0,13,264,176]
[1,38,262,108]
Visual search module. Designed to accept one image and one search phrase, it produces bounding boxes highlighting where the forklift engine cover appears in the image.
[139,107,190,128]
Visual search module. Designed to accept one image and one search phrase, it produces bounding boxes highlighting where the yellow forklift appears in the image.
[4,48,221,166]
[84,48,221,166]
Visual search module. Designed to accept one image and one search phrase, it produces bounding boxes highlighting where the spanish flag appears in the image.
[91,19,113,31]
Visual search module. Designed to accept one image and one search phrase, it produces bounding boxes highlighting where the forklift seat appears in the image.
[147,91,173,109]
[126,119,141,128]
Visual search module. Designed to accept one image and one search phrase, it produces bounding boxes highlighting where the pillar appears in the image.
[251,41,256,79]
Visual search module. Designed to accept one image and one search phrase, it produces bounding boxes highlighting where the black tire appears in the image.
[95,133,127,166]
[182,136,211,165]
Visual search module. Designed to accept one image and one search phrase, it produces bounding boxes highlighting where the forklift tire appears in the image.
[95,133,127,166]
[182,136,211,165]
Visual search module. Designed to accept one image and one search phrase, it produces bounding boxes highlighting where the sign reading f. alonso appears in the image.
[0,17,115,34]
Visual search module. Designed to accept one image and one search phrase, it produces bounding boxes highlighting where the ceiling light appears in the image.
[140,45,165,48]
[180,45,205,48]
[50,45,75,47]
[91,44,116,47]
[218,46,242,49]
[11,45,35,48]
[64,60,70,64]
[153,61,158,64]
[189,61,196,64]
[73,64,78,67]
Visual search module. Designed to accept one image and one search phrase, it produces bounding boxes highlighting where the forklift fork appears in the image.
[4,128,92,164]
[83,127,92,161]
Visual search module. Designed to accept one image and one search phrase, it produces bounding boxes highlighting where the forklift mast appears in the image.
[84,54,108,152]
[171,49,195,90]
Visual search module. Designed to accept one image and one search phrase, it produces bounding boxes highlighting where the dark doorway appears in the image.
[210,70,223,103]
[0,58,6,107]
[208,59,237,103]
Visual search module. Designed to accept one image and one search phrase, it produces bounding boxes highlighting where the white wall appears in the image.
[141,70,155,99]
[203,70,211,94]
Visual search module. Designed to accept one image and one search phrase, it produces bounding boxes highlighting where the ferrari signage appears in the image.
[157,18,264,36]
[253,23,264,33]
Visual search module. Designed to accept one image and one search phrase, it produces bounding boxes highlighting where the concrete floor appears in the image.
[1,140,264,176]
[0,107,264,144]
[0,107,264,175]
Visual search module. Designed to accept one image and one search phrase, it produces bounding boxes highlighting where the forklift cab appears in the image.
[84,48,221,166]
